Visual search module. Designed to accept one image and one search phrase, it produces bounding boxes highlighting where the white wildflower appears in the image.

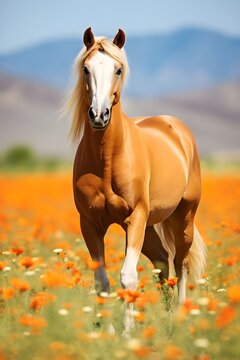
[53,248,63,255]
[88,289,97,296]
[99,291,109,298]
[1,251,11,256]
[3,266,11,272]
[126,338,142,350]
[24,270,36,276]
[219,301,227,308]
[23,331,30,336]
[109,292,118,298]
[128,309,141,317]
[87,332,101,339]
[217,288,226,293]
[152,269,162,274]
[32,257,40,262]
[208,310,216,315]
[197,297,210,306]
[82,306,92,313]
[197,278,207,285]
[194,338,209,349]
[190,308,201,316]
[58,309,69,316]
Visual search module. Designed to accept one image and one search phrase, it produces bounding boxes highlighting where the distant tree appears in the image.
[2,145,37,169]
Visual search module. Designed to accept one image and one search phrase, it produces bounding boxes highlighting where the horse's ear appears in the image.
[83,27,95,50]
[113,29,125,49]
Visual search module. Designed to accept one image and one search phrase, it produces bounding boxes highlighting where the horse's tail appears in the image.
[188,226,207,283]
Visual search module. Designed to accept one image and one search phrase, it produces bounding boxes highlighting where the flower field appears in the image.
[0,170,239,360]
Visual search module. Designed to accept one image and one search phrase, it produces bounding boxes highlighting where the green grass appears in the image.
[0,226,239,360]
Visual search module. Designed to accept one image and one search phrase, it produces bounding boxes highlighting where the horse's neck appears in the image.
[82,102,125,168]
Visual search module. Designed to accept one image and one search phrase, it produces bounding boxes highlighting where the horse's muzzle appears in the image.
[88,107,111,130]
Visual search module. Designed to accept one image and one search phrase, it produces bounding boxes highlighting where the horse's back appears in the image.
[135,115,196,152]
[132,114,201,224]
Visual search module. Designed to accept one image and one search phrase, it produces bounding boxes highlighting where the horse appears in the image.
[68,27,207,334]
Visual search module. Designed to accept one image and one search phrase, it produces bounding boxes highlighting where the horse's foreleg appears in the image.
[80,216,109,293]
[121,205,148,290]
[121,204,148,336]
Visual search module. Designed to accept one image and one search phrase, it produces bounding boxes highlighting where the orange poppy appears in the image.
[29,292,56,310]
[10,278,30,292]
[142,325,157,338]
[227,284,240,304]
[11,247,24,256]
[64,261,76,270]
[42,269,78,288]
[0,261,7,270]
[187,283,195,290]
[216,306,237,328]
[117,288,141,303]
[136,290,160,309]
[164,344,183,359]
[137,265,144,272]
[181,299,199,314]
[165,277,178,287]
[97,310,111,318]
[19,314,47,334]
[19,257,34,268]
[87,260,101,271]
[49,341,66,351]
[134,311,145,322]
[96,296,107,305]
[1,288,15,300]
[134,346,150,357]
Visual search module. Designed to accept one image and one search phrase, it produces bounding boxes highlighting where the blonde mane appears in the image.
[67,36,129,142]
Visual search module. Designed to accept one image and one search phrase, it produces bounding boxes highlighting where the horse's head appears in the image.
[82,28,126,130]
[68,28,128,140]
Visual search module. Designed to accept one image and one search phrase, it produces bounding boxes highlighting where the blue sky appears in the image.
[1,0,240,53]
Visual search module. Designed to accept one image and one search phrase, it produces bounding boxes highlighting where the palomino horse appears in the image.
[68,28,206,333]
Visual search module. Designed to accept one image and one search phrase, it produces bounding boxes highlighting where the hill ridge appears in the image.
[0,27,239,96]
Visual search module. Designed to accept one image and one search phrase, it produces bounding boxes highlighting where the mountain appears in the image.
[123,81,240,157]
[1,72,240,158]
[0,28,240,96]
[0,72,73,159]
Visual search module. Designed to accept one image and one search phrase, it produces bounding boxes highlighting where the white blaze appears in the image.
[88,51,115,118]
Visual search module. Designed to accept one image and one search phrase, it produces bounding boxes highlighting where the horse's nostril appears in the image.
[104,108,110,117]
[99,108,110,121]
[89,107,96,120]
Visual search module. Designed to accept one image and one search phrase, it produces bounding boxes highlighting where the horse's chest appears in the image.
[76,174,105,211]
[75,173,130,223]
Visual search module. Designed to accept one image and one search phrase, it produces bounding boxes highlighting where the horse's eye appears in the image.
[83,66,90,75]
[116,68,122,76]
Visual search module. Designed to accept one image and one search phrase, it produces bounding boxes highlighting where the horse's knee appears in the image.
[120,269,138,290]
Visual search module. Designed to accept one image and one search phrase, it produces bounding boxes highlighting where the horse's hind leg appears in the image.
[169,199,197,303]
[141,225,169,283]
